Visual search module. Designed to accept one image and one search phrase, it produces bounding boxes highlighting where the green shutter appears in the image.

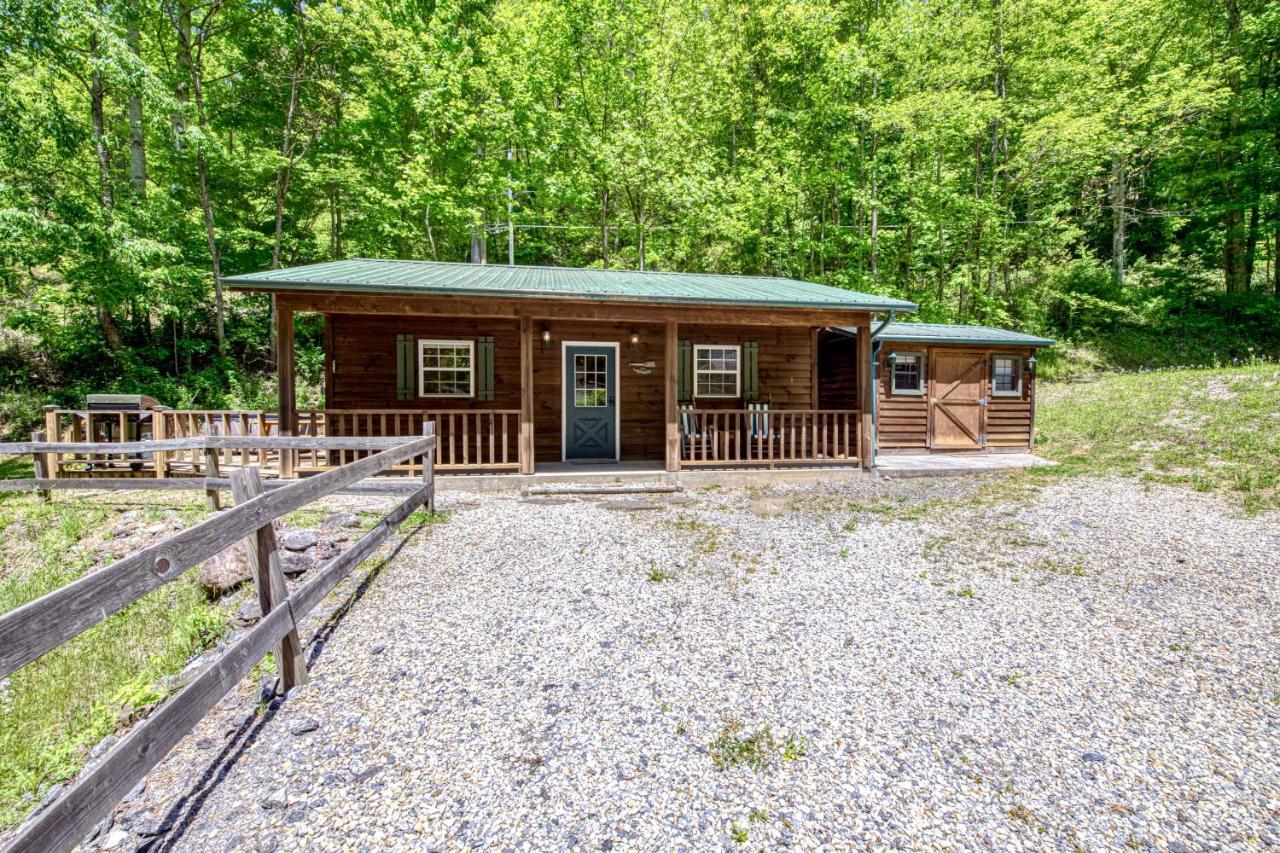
[677,340,692,403]
[742,341,759,401]
[476,336,495,401]
[395,334,414,400]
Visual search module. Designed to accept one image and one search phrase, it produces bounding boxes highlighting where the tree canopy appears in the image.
[1,0,1277,429]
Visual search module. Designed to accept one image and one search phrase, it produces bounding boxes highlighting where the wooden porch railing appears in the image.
[679,409,861,467]
[296,409,521,472]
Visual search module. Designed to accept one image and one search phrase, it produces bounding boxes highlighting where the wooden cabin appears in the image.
[818,323,1054,454]
[224,259,917,476]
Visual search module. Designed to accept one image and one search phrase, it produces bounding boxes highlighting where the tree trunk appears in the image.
[271,0,306,270]
[422,202,434,261]
[90,18,123,351]
[173,0,191,151]
[127,20,146,197]
[1244,203,1259,288]
[1274,223,1279,297]
[174,1,226,353]
[600,186,610,269]
[1110,156,1126,287]
[1221,0,1247,293]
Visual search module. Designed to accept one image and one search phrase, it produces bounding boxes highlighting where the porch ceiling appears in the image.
[225,258,918,313]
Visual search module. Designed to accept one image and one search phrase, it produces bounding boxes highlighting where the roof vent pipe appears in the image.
[469,227,487,264]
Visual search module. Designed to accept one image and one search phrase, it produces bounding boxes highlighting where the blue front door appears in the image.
[564,345,617,460]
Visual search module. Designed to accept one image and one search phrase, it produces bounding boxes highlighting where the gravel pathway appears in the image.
[105,474,1279,851]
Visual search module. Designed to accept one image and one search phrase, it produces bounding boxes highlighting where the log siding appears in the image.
[328,315,819,463]
[817,329,1039,452]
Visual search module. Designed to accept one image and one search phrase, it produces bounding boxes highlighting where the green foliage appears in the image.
[0,492,223,829]
[0,0,1277,432]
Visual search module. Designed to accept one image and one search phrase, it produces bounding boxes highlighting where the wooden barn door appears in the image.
[930,351,986,450]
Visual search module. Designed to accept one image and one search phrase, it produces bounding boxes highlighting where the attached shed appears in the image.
[818,323,1054,454]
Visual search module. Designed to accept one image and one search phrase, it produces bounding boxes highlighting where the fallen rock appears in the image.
[279,551,313,578]
[280,530,318,552]
[289,717,319,736]
[198,548,252,596]
[99,827,131,850]
[313,540,341,561]
[322,511,361,529]
[261,786,289,810]
[233,599,263,628]
[1082,751,1107,762]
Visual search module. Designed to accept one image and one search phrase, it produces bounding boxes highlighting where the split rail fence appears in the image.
[0,427,437,853]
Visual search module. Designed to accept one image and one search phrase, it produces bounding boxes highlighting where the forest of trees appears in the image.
[1,0,1277,433]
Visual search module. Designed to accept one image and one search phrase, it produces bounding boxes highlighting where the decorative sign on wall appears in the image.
[630,360,656,375]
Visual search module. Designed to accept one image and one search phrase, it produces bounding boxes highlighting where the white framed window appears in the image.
[890,351,925,395]
[418,339,474,397]
[992,355,1022,396]
[573,353,608,408]
[694,345,740,398]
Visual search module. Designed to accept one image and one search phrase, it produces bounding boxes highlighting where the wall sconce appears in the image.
[1026,355,1037,375]
[628,329,640,349]
[886,351,899,370]
[541,325,551,349]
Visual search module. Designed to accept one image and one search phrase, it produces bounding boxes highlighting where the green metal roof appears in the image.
[840,322,1054,347]
[224,258,918,312]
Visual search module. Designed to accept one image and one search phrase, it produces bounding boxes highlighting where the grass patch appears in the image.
[1036,364,1280,513]
[708,721,808,771]
[0,489,223,829]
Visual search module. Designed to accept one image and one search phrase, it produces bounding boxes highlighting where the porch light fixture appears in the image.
[1026,355,1037,375]
[629,329,640,349]
[541,325,551,349]
[886,351,899,370]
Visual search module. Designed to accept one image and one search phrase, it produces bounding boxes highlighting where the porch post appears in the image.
[857,316,874,469]
[519,315,535,474]
[275,296,296,478]
[664,320,679,472]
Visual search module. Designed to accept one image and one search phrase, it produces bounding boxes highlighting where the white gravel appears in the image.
[105,474,1280,851]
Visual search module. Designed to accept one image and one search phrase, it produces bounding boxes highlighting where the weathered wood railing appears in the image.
[0,428,436,853]
[42,408,522,478]
[679,409,861,467]
[297,409,521,473]
[42,408,280,480]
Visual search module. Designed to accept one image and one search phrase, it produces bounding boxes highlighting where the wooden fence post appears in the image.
[31,430,50,503]
[41,405,59,482]
[204,446,222,511]
[422,422,435,513]
[229,467,308,693]
[152,408,169,479]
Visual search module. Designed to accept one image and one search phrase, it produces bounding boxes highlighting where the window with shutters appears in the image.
[890,352,924,395]
[694,345,740,398]
[418,340,474,397]
[992,355,1021,396]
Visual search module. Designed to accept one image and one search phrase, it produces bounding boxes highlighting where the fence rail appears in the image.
[678,409,861,467]
[0,428,437,853]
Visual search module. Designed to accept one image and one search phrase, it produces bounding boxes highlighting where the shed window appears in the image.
[418,340,474,397]
[694,345,740,398]
[992,355,1021,396]
[890,352,924,395]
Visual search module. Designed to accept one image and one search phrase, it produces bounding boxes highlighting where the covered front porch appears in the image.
[272,315,870,478]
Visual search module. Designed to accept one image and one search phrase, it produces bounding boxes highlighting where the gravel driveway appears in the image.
[110,474,1279,851]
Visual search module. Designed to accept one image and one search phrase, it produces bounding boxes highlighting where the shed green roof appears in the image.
[840,322,1054,347]
[224,259,917,312]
